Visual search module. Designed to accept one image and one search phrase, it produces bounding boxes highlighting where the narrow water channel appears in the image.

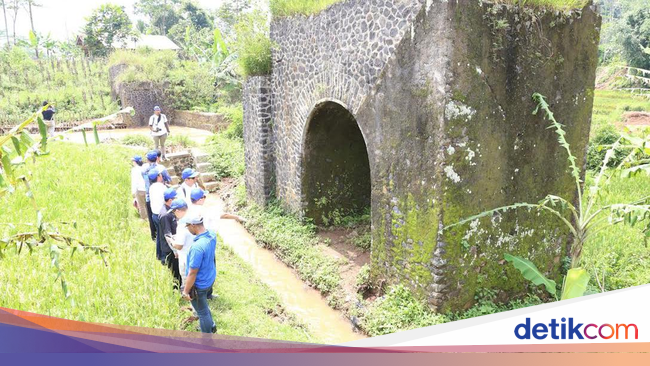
[204,196,365,344]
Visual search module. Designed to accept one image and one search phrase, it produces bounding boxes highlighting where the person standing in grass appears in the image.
[142,150,172,241]
[160,195,184,288]
[149,168,167,263]
[189,188,245,299]
[41,101,56,137]
[149,106,170,161]
[182,212,218,334]
[131,156,147,220]
[177,168,200,207]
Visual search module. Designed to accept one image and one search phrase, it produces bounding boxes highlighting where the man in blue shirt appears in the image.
[181,212,217,334]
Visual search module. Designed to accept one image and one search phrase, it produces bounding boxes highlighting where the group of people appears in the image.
[130,146,244,334]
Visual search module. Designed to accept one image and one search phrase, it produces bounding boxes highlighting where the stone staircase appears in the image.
[164,150,220,192]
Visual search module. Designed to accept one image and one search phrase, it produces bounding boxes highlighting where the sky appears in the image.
[1,0,227,43]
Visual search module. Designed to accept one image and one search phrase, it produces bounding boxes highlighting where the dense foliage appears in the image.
[0,47,118,125]
[233,11,272,77]
[598,0,650,69]
[83,4,133,57]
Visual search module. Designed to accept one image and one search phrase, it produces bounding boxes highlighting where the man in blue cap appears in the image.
[149,106,170,161]
[159,197,186,287]
[142,150,172,241]
[131,156,147,220]
[188,188,244,299]
[181,211,217,333]
[177,168,200,207]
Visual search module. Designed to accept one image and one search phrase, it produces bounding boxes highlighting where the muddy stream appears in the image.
[204,195,365,344]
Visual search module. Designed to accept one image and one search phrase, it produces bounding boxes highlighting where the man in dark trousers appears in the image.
[160,197,185,289]
[41,101,56,136]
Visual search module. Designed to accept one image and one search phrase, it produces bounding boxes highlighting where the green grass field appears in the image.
[591,90,650,132]
[0,142,312,342]
[581,172,650,291]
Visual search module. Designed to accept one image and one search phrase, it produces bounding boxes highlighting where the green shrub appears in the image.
[167,134,197,148]
[112,49,177,84]
[269,0,343,17]
[241,202,342,294]
[219,103,244,140]
[351,230,371,251]
[358,285,448,336]
[586,125,629,170]
[167,60,218,111]
[205,134,245,179]
[355,264,371,293]
[234,11,272,77]
[120,134,151,147]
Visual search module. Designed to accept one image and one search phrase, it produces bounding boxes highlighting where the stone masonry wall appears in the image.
[245,0,601,311]
[117,81,175,127]
[175,110,230,132]
[243,76,274,206]
[270,0,423,211]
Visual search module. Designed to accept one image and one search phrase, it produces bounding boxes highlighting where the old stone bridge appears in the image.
[243,0,600,311]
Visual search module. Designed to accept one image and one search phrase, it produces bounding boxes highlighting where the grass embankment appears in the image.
[0,142,313,342]
[268,0,588,19]
[591,90,650,132]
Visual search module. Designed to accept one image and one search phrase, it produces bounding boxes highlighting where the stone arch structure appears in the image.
[301,100,372,224]
[243,0,601,311]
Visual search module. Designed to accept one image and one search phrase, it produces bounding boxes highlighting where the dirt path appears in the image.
[203,195,365,344]
[61,126,215,145]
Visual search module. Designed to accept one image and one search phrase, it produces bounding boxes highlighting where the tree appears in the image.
[8,0,23,45]
[134,0,180,36]
[83,4,132,57]
[1,0,10,46]
[23,0,40,57]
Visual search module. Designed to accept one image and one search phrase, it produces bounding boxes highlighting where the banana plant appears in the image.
[445,93,650,299]
[504,254,590,301]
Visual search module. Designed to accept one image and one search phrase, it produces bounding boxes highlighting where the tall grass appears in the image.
[0,142,314,341]
[270,0,343,17]
[234,11,272,77]
[497,0,589,10]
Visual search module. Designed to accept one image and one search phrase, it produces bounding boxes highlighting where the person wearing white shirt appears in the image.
[131,156,147,220]
[148,168,167,262]
[149,106,170,161]
[177,168,200,208]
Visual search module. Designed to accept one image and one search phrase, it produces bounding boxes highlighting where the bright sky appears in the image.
[2,0,227,42]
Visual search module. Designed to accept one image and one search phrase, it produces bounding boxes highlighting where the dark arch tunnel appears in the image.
[302,101,371,225]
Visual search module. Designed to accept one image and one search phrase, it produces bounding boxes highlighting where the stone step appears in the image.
[200,172,216,183]
[204,181,220,192]
[196,162,212,173]
[166,167,177,176]
[170,176,181,185]
[193,153,211,164]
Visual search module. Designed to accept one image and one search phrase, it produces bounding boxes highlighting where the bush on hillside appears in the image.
[233,11,272,77]
[586,125,630,171]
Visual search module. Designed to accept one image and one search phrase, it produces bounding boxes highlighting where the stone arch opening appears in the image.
[302,101,371,225]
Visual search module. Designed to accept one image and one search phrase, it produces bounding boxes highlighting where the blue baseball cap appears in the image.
[154,106,161,111]
[148,168,161,182]
[164,188,177,201]
[182,168,200,180]
[184,211,204,225]
[190,188,207,202]
[132,156,143,164]
[146,150,158,162]
[170,198,188,211]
